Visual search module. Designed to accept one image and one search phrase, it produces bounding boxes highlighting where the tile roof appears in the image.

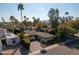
[25,30,55,38]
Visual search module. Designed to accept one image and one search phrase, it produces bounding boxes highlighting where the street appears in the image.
[33,40,79,55]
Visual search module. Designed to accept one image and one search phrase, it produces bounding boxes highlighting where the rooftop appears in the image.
[25,30,55,38]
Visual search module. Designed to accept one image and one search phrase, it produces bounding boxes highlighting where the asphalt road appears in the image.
[34,40,79,55]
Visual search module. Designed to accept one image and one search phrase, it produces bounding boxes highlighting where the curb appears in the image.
[29,44,58,55]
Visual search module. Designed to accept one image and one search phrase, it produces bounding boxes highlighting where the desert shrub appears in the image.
[20,34,30,49]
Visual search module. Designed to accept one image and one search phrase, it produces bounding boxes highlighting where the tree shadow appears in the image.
[19,45,29,55]
[64,40,79,49]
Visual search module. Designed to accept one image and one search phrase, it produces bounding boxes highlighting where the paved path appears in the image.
[13,41,43,55]
[30,41,43,52]
[36,45,79,55]
[29,44,58,55]
[2,38,79,55]
[30,40,79,55]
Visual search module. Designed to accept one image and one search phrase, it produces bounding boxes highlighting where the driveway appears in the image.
[33,40,79,55]
[30,41,43,52]
[14,41,43,55]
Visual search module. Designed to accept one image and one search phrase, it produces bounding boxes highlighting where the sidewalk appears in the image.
[29,38,78,55]
[29,44,58,55]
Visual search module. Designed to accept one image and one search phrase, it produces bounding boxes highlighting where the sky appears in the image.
[0,3,79,22]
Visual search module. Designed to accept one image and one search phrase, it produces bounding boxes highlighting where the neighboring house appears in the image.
[5,32,20,45]
[24,30,37,41]
[36,32,55,44]
[25,29,55,43]
[0,28,20,53]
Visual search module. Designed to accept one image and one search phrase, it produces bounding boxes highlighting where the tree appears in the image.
[10,16,19,33]
[58,23,77,38]
[1,17,7,28]
[10,16,19,24]
[65,12,69,22]
[18,3,24,22]
[32,16,36,26]
[24,16,29,22]
[23,16,30,27]
[35,21,46,29]
[32,16,39,27]
[1,17,5,23]
[48,8,59,31]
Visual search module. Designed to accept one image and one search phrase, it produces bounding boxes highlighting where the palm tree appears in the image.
[32,16,36,26]
[24,16,29,22]
[18,3,24,22]
[1,17,5,23]
[10,16,16,33]
[10,16,15,22]
[1,17,7,28]
[23,16,29,27]
[65,12,69,16]
[65,12,69,22]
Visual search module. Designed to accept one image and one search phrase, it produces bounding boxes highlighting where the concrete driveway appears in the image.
[32,40,79,55]
[14,41,43,55]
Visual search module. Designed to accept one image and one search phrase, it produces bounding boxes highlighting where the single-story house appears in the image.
[25,29,55,43]
[0,28,20,53]
[36,32,55,43]
[5,32,20,45]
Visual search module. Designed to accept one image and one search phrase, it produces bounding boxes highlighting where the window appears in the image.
[11,38,16,44]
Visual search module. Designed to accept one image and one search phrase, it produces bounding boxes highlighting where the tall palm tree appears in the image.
[18,3,24,22]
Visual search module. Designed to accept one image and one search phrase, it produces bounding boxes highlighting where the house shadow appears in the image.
[63,39,79,49]
[2,45,17,51]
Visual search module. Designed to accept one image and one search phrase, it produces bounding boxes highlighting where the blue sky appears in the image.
[0,3,79,22]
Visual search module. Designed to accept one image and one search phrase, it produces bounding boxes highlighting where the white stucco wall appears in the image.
[5,33,20,45]
[0,40,2,53]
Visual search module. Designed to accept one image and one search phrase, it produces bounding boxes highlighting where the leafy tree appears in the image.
[35,21,47,29]
[58,23,77,37]
[48,8,59,29]
[48,8,60,35]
